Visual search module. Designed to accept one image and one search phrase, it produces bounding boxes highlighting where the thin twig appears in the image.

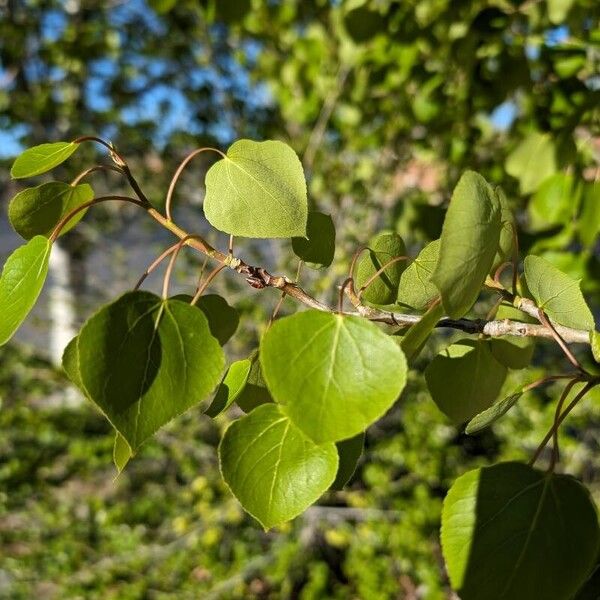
[161,235,205,299]
[134,243,179,291]
[548,378,580,471]
[70,164,122,186]
[537,308,585,372]
[190,264,227,305]
[357,255,408,300]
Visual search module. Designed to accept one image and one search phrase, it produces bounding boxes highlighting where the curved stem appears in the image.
[548,378,580,471]
[537,308,585,373]
[49,196,146,242]
[338,277,354,314]
[134,243,179,291]
[161,235,205,299]
[348,245,368,280]
[165,147,226,221]
[191,264,227,305]
[529,380,596,466]
[70,164,122,186]
[357,255,408,300]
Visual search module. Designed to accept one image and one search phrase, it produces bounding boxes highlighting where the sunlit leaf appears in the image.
[260,310,407,443]
[465,390,523,434]
[425,340,507,424]
[432,171,502,318]
[292,211,335,269]
[113,433,132,474]
[397,239,440,310]
[0,236,52,346]
[9,182,94,239]
[356,231,406,305]
[442,462,600,600]
[590,331,600,364]
[204,139,307,238]
[205,358,252,417]
[219,404,338,529]
[524,255,594,331]
[78,291,225,451]
[11,141,79,179]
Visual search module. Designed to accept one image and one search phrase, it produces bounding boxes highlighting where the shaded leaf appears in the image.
[397,239,440,310]
[356,231,406,305]
[260,310,407,443]
[78,291,225,451]
[432,171,502,318]
[292,211,335,269]
[205,358,252,417]
[465,390,523,434]
[204,139,307,238]
[400,302,443,363]
[219,404,338,529]
[331,432,365,490]
[491,187,515,273]
[0,236,52,346]
[9,182,94,239]
[343,6,385,42]
[425,340,507,424]
[524,255,594,331]
[11,141,79,179]
[579,181,600,247]
[489,305,535,370]
[441,462,600,600]
[235,352,274,413]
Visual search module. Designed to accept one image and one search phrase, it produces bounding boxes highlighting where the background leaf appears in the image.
[10,141,79,178]
[9,182,93,239]
[203,139,307,238]
[260,311,407,443]
[441,462,600,600]
[0,236,52,346]
[505,132,557,194]
[78,292,225,450]
[432,171,502,318]
[355,231,406,305]
[425,340,507,424]
[292,211,335,269]
[219,403,338,529]
[524,255,595,330]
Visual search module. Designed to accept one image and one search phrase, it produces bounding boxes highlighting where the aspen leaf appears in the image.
[11,141,79,178]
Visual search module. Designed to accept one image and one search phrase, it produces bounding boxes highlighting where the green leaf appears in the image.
[9,182,94,239]
[579,181,600,247]
[235,353,274,413]
[489,305,535,370]
[260,310,407,443]
[292,211,335,269]
[590,331,600,364]
[491,187,515,273]
[400,302,444,363]
[524,255,595,331]
[465,390,523,434]
[219,404,338,529]
[528,173,577,232]
[432,171,502,318]
[355,231,407,305]
[441,462,600,600]
[505,132,557,195]
[205,358,252,418]
[77,291,225,451]
[11,141,79,179]
[204,139,308,238]
[0,236,52,346]
[574,564,600,600]
[343,6,385,42]
[194,294,239,346]
[425,340,507,424]
[547,0,575,23]
[397,239,440,311]
[331,432,364,490]
[113,433,132,474]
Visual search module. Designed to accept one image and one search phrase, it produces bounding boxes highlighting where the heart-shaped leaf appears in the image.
[78,291,225,451]
[260,310,407,443]
[397,239,440,310]
[355,231,406,305]
[441,462,600,600]
[292,211,336,269]
[203,139,308,238]
[11,141,79,179]
[219,403,338,529]
[9,182,94,239]
[432,171,502,318]
[331,432,365,490]
[425,340,507,424]
[205,358,252,417]
[0,236,52,346]
[524,255,594,331]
